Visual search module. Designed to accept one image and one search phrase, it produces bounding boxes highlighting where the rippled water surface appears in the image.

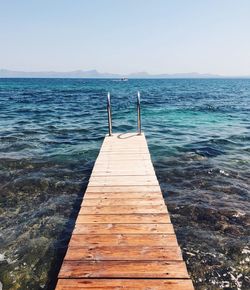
[0,78,249,290]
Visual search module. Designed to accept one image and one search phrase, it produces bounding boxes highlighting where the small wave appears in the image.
[193,146,225,157]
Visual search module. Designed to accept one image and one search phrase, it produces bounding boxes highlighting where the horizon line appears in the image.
[1,68,250,78]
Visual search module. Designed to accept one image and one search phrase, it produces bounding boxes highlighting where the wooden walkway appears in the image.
[56,133,194,290]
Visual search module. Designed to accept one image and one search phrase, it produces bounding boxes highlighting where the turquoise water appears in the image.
[0,78,249,289]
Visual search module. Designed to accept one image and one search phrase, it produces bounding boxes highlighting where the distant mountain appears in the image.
[128,71,223,78]
[0,69,246,78]
[0,69,119,78]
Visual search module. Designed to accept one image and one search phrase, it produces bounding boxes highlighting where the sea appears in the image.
[0,78,249,290]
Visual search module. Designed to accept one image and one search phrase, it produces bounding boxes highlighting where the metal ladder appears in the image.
[107,92,141,136]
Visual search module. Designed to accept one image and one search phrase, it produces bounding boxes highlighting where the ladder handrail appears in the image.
[137,91,142,135]
[106,91,142,136]
[107,92,112,136]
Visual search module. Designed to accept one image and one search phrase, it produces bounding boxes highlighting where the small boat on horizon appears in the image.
[112,77,128,82]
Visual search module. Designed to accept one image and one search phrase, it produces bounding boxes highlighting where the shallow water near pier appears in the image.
[0,78,249,290]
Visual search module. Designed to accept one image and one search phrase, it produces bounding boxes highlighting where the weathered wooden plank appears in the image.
[100,149,150,154]
[88,181,159,186]
[101,145,148,149]
[96,160,150,164]
[89,176,158,182]
[81,198,165,206]
[93,160,153,166]
[96,154,151,161]
[76,214,170,224]
[100,145,147,150]
[73,223,174,235]
[92,165,153,170]
[83,192,163,199]
[96,158,151,163]
[79,205,168,214]
[69,234,178,247]
[89,175,158,179]
[56,278,194,290]
[102,138,146,142]
[91,170,155,176]
[64,246,183,261]
[85,186,161,193]
[91,169,155,176]
[100,150,149,154]
[58,260,189,279]
[92,165,154,170]
[92,166,155,173]
[100,147,149,151]
[103,138,146,143]
[101,141,148,146]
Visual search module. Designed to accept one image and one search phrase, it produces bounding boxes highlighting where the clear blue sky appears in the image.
[1,0,250,75]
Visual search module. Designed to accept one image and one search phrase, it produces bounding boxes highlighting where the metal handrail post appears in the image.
[107,92,112,136]
[137,91,142,135]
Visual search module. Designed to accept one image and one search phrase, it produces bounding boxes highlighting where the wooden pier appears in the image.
[56,133,194,289]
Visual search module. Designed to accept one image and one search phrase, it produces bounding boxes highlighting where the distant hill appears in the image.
[0,69,118,78]
[0,69,246,78]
